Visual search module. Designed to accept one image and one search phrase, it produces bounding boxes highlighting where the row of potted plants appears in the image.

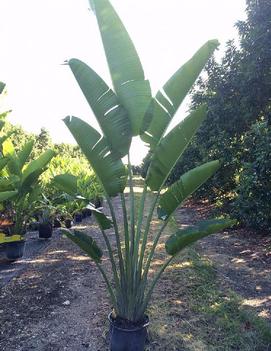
[0,96,103,260]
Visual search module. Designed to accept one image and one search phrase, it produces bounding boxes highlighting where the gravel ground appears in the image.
[0,196,270,350]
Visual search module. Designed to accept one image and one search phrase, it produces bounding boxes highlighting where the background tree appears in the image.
[167,0,271,230]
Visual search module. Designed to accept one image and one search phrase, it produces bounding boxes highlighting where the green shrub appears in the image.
[233,121,271,232]
[41,155,103,213]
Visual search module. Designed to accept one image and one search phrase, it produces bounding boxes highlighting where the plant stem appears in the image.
[136,256,174,320]
[106,195,126,288]
[95,261,119,314]
[133,183,147,273]
[127,153,137,317]
[137,192,160,281]
[100,228,121,293]
[120,193,133,319]
[141,219,169,289]
[120,193,130,275]
[127,153,135,257]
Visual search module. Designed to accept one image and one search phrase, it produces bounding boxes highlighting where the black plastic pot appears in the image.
[82,208,92,218]
[108,313,149,351]
[74,213,83,223]
[91,198,103,208]
[5,240,25,261]
[53,218,62,228]
[39,222,53,239]
[28,221,40,231]
[64,219,72,229]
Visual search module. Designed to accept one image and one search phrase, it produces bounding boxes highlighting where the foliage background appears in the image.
[144,0,271,233]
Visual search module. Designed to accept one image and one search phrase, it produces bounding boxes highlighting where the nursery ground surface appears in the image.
[0,181,270,350]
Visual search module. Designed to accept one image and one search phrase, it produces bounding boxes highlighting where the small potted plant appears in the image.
[73,202,85,223]
[0,135,55,258]
[38,208,54,239]
[0,83,55,260]
[0,215,25,261]
[53,217,62,228]
[61,1,236,349]
[81,206,92,218]
[57,204,73,228]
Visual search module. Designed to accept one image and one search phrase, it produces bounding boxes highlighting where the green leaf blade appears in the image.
[0,190,18,202]
[141,40,219,148]
[92,0,144,88]
[146,105,207,191]
[88,204,113,230]
[117,80,152,136]
[92,0,152,136]
[68,58,132,156]
[0,82,5,95]
[63,116,127,197]
[22,149,55,183]
[17,140,34,170]
[53,173,78,195]
[158,160,220,220]
[62,229,103,263]
[0,157,9,173]
[165,218,236,256]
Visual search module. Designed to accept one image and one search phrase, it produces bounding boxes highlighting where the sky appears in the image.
[0,0,247,164]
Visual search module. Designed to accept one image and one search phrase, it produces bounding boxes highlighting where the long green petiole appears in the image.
[95,261,119,314]
[140,219,170,291]
[120,193,130,276]
[120,192,134,319]
[106,195,126,287]
[133,183,147,283]
[127,153,135,257]
[137,191,160,282]
[100,228,121,294]
[136,256,174,320]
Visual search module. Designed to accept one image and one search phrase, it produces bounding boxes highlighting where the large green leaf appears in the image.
[117,80,152,136]
[0,175,20,191]
[146,105,207,191]
[68,58,132,156]
[28,185,42,204]
[63,116,127,197]
[92,0,144,89]
[158,160,220,220]
[17,140,34,170]
[20,169,44,196]
[0,120,5,132]
[166,218,236,256]
[0,82,5,95]
[0,190,18,202]
[0,130,14,144]
[87,204,112,230]
[22,149,55,183]
[53,173,78,195]
[141,40,219,148]
[2,139,21,176]
[92,0,152,135]
[62,229,103,263]
[0,157,9,172]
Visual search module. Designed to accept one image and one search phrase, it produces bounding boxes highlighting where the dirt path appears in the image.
[0,217,112,351]
[0,194,270,350]
[176,203,271,324]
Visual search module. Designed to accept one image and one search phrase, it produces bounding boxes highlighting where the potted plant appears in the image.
[53,173,91,223]
[55,205,73,228]
[81,206,92,218]
[38,208,54,239]
[61,1,236,349]
[36,194,60,238]
[0,133,55,258]
[0,232,25,261]
[76,173,104,209]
